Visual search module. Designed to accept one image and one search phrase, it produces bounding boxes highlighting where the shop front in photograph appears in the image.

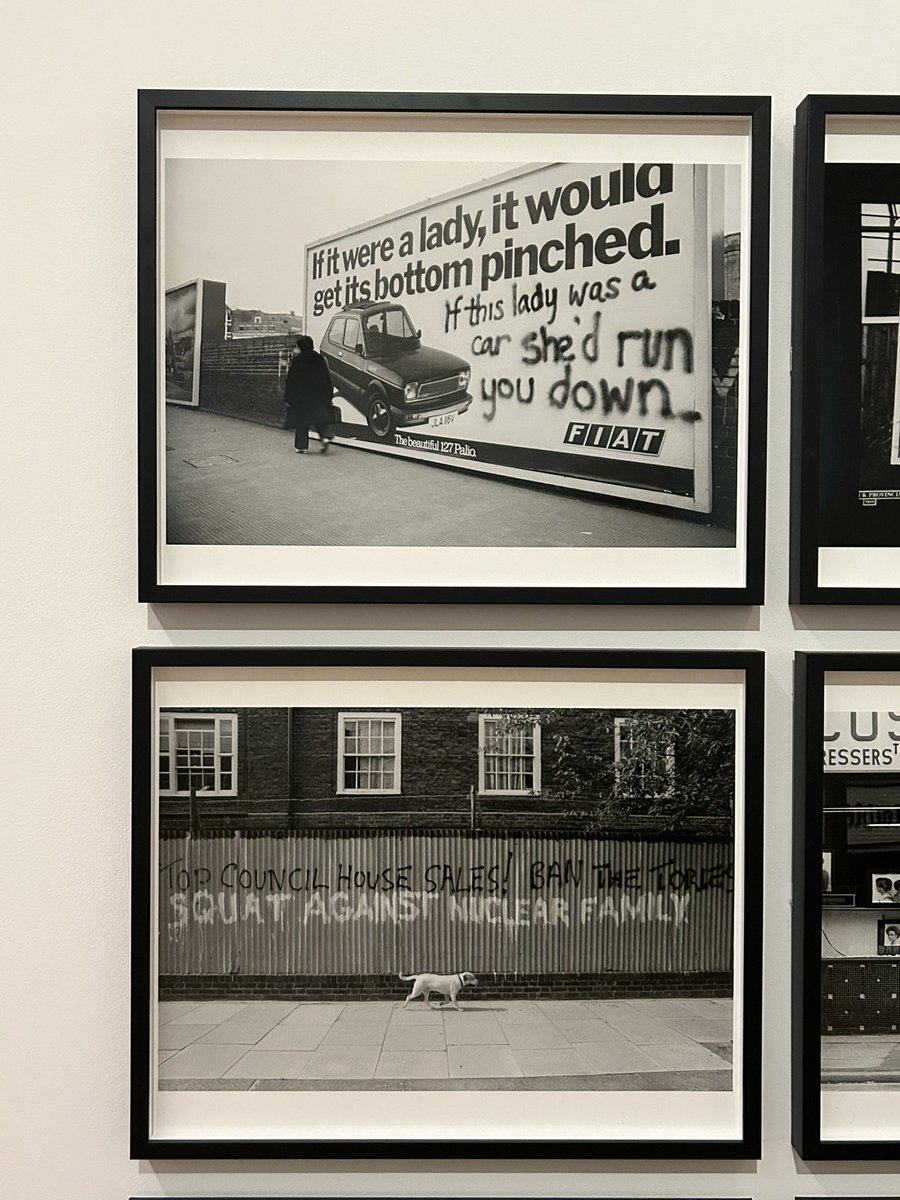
[821,709,900,1035]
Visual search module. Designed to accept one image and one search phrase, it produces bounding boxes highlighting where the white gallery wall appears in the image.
[3,0,900,1197]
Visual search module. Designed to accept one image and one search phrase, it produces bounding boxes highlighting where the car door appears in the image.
[323,316,350,395]
[340,315,368,403]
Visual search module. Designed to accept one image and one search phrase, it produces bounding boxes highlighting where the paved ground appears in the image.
[165,406,734,549]
[158,996,733,1091]
[822,1034,900,1087]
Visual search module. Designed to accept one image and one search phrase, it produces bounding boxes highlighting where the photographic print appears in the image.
[793,653,900,1158]
[872,871,900,904]
[132,648,763,1158]
[791,96,900,602]
[138,92,770,603]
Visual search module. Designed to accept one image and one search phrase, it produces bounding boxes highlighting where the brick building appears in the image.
[226,305,303,339]
[158,705,731,835]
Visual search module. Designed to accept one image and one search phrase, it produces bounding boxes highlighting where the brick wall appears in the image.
[198,336,296,427]
[160,970,733,1002]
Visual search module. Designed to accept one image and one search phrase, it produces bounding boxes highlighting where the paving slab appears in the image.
[536,1001,598,1021]
[229,1001,299,1016]
[166,1002,249,1025]
[660,1018,734,1042]
[382,1027,447,1053]
[444,1021,509,1046]
[388,1008,444,1026]
[205,1010,289,1037]
[252,1026,330,1052]
[196,1023,277,1046]
[448,1045,522,1078]
[670,999,734,1019]
[158,1044,248,1080]
[549,1021,624,1045]
[596,1007,693,1045]
[494,1008,556,1027]
[321,1022,387,1047]
[575,1040,668,1075]
[510,1048,593,1077]
[158,1023,216,1051]
[224,1050,313,1079]
[375,1052,449,1080]
[620,999,698,1018]
[645,1042,732,1071]
[341,1001,398,1021]
[299,1046,380,1080]
[502,1024,571,1050]
[158,1001,206,1024]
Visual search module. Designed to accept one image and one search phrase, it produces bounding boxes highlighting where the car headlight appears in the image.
[404,382,419,402]
[458,369,470,388]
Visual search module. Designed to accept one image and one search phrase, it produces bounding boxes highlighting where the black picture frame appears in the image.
[132,646,763,1160]
[793,651,900,1159]
[791,95,900,604]
[138,90,770,605]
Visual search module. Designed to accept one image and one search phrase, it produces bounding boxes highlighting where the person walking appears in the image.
[283,335,335,454]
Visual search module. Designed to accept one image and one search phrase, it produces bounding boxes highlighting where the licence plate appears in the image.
[429,412,455,428]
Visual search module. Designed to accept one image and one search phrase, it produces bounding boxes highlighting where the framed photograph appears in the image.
[793,652,900,1158]
[132,647,763,1158]
[791,95,900,603]
[138,90,770,604]
[872,871,900,904]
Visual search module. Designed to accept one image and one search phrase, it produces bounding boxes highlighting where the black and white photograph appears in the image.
[860,201,900,495]
[132,649,763,1157]
[794,653,900,1158]
[790,97,900,602]
[138,93,770,602]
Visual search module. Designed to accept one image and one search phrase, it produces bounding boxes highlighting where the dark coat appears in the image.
[283,349,334,429]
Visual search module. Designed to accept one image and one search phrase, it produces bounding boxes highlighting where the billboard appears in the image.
[164,280,200,405]
[164,278,227,407]
[305,161,734,512]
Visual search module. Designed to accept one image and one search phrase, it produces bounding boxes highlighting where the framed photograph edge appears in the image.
[790,94,900,606]
[792,649,900,1161]
[137,89,770,607]
[130,645,763,1161]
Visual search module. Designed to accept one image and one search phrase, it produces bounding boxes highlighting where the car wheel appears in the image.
[366,391,394,440]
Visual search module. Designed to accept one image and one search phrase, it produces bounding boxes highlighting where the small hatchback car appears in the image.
[319,301,472,439]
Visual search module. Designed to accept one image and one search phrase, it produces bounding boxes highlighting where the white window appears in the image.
[479,714,541,794]
[338,712,401,794]
[614,716,675,797]
[159,713,237,796]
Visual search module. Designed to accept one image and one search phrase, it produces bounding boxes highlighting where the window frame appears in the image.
[478,713,541,796]
[158,711,238,797]
[613,714,675,799]
[336,711,402,796]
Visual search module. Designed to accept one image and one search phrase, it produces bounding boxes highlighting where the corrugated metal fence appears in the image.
[159,831,733,976]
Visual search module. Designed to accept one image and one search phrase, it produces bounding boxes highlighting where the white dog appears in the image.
[399,971,478,1010]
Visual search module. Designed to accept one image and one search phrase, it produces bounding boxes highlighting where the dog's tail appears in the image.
[398,972,416,981]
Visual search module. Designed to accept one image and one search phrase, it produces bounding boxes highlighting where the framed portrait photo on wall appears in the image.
[793,651,900,1158]
[137,90,770,604]
[131,647,763,1158]
[791,95,900,603]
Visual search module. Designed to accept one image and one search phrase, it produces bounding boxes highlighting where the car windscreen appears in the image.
[363,308,417,355]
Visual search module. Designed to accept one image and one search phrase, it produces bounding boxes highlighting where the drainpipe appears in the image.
[470,784,476,830]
